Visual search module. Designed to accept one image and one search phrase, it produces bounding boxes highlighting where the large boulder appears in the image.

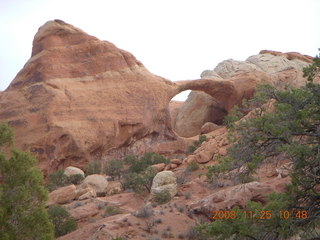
[64,166,85,177]
[47,184,77,205]
[82,174,108,196]
[151,171,177,198]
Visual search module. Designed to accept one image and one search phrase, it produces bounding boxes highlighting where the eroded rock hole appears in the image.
[169,90,227,138]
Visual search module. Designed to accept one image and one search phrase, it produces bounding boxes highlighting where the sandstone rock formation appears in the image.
[0,19,313,175]
[151,171,177,198]
[172,51,312,137]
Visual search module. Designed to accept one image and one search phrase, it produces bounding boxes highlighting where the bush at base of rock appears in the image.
[104,159,123,180]
[46,170,84,192]
[102,205,122,218]
[122,167,157,193]
[154,189,171,204]
[125,152,169,174]
[186,161,200,171]
[47,205,77,237]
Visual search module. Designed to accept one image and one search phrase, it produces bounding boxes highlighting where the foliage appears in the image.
[126,152,168,174]
[68,173,84,185]
[186,161,200,171]
[46,171,84,191]
[47,205,77,237]
[122,166,157,193]
[103,205,122,217]
[121,152,167,193]
[46,170,70,191]
[154,189,171,204]
[104,159,123,180]
[85,160,101,175]
[201,58,320,239]
[186,135,207,153]
[303,48,320,82]
[0,123,54,240]
[134,205,153,218]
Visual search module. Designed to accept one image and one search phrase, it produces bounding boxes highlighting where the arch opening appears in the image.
[169,90,227,138]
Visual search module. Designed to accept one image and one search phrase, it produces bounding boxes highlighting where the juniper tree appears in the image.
[0,124,54,240]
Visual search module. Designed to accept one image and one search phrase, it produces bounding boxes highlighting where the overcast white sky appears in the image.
[0,0,319,101]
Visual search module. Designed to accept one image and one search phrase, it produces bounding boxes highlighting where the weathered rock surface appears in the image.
[47,184,77,205]
[1,20,267,174]
[151,171,177,198]
[82,174,108,196]
[64,166,85,177]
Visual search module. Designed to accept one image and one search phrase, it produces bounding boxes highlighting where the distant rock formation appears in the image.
[172,50,312,137]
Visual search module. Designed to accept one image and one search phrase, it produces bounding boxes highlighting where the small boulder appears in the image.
[82,174,108,196]
[78,189,97,200]
[151,163,166,172]
[201,122,220,134]
[170,159,182,165]
[47,184,77,205]
[151,171,177,199]
[64,166,85,177]
[196,151,212,164]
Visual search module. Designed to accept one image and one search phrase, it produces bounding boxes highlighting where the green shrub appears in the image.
[134,205,153,218]
[85,161,101,175]
[127,152,168,174]
[154,189,171,204]
[186,161,199,171]
[47,205,77,237]
[46,171,84,191]
[186,135,206,154]
[104,159,123,179]
[103,205,122,217]
[186,145,196,154]
[46,170,70,191]
[122,167,157,193]
[0,124,55,240]
[68,174,84,185]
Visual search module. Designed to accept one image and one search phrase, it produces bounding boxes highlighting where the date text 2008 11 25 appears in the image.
[212,210,308,220]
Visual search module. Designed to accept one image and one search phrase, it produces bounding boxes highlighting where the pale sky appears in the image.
[0,0,319,101]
